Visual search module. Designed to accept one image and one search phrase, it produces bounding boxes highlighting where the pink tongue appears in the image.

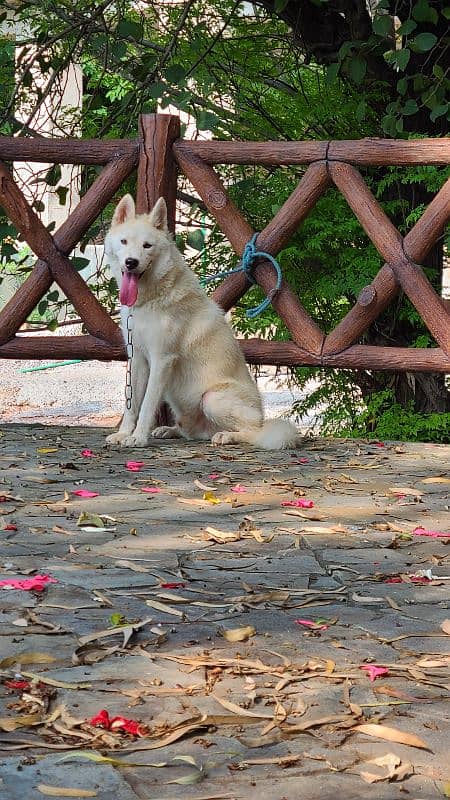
[120,272,139,306]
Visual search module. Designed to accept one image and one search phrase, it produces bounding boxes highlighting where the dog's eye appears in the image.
[143,242,152,249]
[120,238,127,245]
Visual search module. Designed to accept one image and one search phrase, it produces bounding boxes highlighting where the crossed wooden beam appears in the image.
[174,140,450,371]
[0,116,448,372]
[0,146,137,359]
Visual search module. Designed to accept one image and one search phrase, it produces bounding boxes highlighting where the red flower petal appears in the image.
[281,499,314,508]
[72,490,100,498]
[360,665,389,682]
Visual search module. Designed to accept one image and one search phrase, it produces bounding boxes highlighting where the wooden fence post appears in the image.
[136,113,180,425]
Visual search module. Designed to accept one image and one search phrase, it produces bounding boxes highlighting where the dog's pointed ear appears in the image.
[111,194,135,226]
[148,197,168,232]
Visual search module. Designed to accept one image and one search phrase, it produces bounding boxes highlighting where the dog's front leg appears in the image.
[121,355,175,447]
[106,349,149,445]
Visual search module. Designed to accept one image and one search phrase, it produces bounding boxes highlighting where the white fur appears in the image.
[105,195,300,450]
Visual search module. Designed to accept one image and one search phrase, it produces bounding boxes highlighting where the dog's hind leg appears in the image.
[202,386,263,444]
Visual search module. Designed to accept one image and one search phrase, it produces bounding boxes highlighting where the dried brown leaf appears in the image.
[354,723,430,750]
[37,786,97,797]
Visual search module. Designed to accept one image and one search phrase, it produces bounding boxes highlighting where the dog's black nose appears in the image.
[125,257,139,271]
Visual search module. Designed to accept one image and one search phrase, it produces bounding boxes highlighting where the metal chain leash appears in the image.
[125,312,133,410]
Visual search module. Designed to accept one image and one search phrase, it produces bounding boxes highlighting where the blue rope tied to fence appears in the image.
[203,233,282,319]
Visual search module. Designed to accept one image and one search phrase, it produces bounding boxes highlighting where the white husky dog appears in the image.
[105,195,299,449]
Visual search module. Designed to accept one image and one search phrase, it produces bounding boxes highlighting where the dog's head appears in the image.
[105,195,170,306]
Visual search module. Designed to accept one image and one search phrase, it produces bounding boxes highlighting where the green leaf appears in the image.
[430,103,449,121]
[71,257,90,272]
[117,19,143,39]
[397,19,417,35]
[147,81,165,99]
[55,186,68,205]
[325,62,339,84]
[187,230,205,251]
[47,318,58,332]
[393,48,411,70]
[165,64,187,84]
[355,100,367,121]
[373,13,393,37]
[412,0,438,23]
[402,98,418,115]
[47,290,60,302]
[433,64,444,79]
[397,77,408,95]
[196,110,220,131]
[411,32,438,51]
[44,165,62,187]
[110,613,127,627]
[348,56,366,84]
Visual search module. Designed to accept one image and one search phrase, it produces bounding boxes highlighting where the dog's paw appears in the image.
[121,433,149,447]
[106,431,131,445]
[152,425,179,439]
[211,430,236,446]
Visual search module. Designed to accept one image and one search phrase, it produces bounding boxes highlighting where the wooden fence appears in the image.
[0,113,449,372]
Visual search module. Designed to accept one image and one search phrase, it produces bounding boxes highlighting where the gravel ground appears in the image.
[0,355,312,429]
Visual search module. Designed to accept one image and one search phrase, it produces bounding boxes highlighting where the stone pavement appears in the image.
[0,424,449,800]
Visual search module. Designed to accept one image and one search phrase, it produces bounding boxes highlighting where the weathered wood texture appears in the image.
[0,115,448,373]
[136,114,180,232]
[240,340,449,372]
[175,145,325,355]
[0,335,125,360]
[175,138,450,166]
[0,154,136,345]
[0,137,138,164]
[136,115,180,425]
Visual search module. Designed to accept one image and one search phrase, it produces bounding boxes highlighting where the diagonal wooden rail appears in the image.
[0,113,448,374]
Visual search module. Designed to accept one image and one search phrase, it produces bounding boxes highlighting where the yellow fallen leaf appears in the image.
[221,625,256,643]
[37,786,96,797]
[0,652,56,669]
[37,448,58,454]
[203,491,221,505]
[354,723,430,750]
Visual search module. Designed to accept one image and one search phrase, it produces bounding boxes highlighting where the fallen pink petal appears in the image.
[231,484,247,493]
[126,461,145,472]
[208,473,220,480]
[0,574,58,591]
[281,499,314,508]
[413,527,450,538]
[2,523,17,531]
[295,618,328,631]
[360,664,389,681]
[72,489,100,498]
[141,486,161,494]
[160,582,186,589]
[81,449,95,457]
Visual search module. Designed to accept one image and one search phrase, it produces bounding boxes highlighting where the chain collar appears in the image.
[125,311,133,410]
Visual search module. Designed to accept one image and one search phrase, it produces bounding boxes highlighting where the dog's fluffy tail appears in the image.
[246,418,300,450]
